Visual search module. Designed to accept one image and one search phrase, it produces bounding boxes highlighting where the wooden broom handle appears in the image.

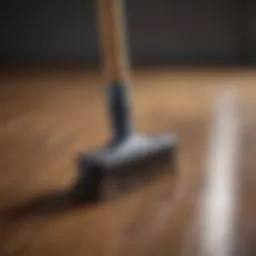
[98,0,130,84]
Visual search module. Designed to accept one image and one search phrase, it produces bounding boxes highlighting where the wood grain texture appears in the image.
[0,67,255,255]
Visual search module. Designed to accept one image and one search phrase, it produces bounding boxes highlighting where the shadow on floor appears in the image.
[0,143,180,222]
[0,189,94,221]
[0,170,177,222]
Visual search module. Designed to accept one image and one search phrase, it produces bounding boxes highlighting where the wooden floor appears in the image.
[0,67,256,255]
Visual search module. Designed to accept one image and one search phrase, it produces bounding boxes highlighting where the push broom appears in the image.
[73,0,178,202]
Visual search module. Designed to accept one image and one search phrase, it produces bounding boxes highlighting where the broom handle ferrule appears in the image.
[98,0,133,142]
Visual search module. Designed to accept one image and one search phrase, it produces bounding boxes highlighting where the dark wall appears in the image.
[1,0,255,65]
[127,0,238,64]
[1,0,98,61]
[246,0,256,62]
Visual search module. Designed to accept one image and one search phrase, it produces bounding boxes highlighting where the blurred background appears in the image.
[1,0,255,66]
[1,1,256,256]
